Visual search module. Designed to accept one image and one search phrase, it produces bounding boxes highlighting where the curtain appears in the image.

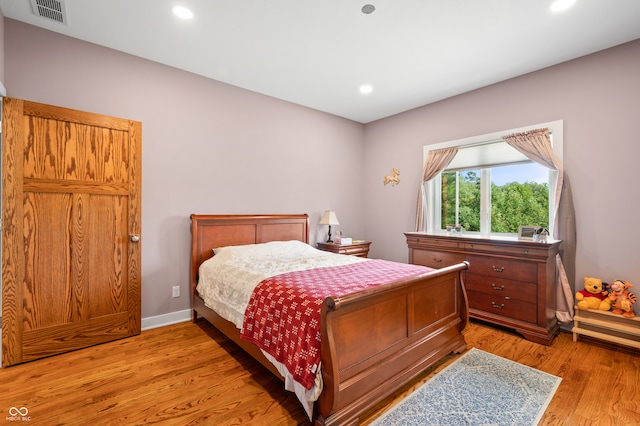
[555,173,577,323]
[502,128,576,324]
[414,147,458,231]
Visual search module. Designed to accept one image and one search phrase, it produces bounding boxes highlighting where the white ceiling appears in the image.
[2,0,640,123]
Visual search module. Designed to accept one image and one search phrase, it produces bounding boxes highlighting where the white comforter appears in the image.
[197,240,366,420]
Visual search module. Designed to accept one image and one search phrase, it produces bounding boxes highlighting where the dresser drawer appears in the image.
[466,241,550,259]
[411,249,466,269]
[340,244,369,257]
[467,290,537,323]
[317,241,371,258]
[467,255,537,282]
[406,235,465,250]
[465,273,537,302]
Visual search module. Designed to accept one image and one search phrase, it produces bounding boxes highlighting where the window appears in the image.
[423,121,563,237]
[440,161,550,234]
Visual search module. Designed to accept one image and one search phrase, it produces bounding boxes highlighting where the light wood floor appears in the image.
[1,319,638,425]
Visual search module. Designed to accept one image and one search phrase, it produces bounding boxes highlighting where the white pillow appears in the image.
[212,240,315,257]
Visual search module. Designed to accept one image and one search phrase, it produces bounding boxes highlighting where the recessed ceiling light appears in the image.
[361,4,376,14]
[172,5,194,20]
[359,85,373,94]
[550,0,576,12]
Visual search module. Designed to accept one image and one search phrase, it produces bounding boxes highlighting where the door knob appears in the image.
[130,234,141,242]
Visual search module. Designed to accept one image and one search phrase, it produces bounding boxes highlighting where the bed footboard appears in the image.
[315,261,469,426]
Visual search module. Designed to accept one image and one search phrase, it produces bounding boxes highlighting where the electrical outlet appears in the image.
[172,286,180,298]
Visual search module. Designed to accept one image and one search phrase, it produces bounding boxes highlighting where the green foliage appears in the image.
[491,181,548,232]
[441,171,457,229]
[441,170,548,233]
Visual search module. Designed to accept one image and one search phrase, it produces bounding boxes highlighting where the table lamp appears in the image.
[319,210,339,243]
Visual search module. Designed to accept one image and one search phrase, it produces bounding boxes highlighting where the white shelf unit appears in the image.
[572,308,640,349]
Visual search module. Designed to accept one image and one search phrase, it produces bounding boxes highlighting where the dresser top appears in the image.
[404,232,562,247]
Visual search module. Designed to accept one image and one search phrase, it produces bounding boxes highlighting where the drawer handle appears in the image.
[491,302,505,309]
[491,283,505,291]
[491,266,505,272]
[433,258,443,263]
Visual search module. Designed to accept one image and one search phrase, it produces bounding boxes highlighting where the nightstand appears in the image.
[316,241,371,258]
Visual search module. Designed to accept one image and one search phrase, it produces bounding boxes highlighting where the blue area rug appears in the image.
[371,348,561,426]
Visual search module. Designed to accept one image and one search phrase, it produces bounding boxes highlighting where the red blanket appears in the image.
[240,259,432,389]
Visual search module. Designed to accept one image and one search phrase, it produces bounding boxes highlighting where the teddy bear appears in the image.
[575,277,612,311]
[608,280,637,318]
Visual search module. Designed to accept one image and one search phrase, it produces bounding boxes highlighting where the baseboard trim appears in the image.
[141,309,191,331]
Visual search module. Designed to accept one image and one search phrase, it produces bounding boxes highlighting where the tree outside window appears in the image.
[440,162,549,235]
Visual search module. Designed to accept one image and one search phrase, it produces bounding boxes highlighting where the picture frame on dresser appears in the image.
[518,225,537,240]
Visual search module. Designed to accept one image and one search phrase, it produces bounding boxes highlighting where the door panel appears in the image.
[88,194,128,317]
[2,97,141,366]
[23,191,73,331]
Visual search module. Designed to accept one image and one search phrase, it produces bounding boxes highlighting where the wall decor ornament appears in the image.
[383,168,400,186]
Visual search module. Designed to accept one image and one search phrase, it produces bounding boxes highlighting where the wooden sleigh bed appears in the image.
[190,214,469,425]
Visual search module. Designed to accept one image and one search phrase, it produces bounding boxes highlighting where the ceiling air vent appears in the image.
[30,0,68,25]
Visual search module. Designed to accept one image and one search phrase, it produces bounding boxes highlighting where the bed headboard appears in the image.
[189,214,310,291]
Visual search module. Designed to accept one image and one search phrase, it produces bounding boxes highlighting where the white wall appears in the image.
[3,19,367,321]
[4,17,640,322]
[364,39,640,307]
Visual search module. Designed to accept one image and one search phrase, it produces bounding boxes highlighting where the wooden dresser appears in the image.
[405,232,561,345]
[316,241,371,258]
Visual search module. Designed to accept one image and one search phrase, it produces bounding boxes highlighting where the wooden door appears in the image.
[1,97,141,366]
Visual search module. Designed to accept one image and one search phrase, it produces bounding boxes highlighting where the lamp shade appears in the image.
[319,210,340,226]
